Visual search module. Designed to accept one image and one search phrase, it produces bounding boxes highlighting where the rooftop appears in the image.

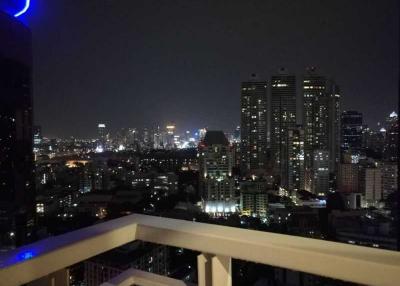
[202,131,229,146]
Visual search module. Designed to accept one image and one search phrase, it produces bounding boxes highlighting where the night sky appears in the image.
[23,0,398,138]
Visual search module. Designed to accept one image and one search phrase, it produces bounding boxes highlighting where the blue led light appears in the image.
[14,0,30,17]
[18,250,35,261]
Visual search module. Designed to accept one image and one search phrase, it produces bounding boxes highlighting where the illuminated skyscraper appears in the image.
[312,150,330,195]
[198,131,234,205]
[164,124,176,149]
[303,69,326,172]
[97,123,106,139]
[33,125,42,145]
[302,68,340,193]
[319,82,341,173]
[288,126,305,192]
[270,69,296,189]
[97,123,106,151]
[240,74,268,175]
[0,7,34,248]
[383,111,398,162]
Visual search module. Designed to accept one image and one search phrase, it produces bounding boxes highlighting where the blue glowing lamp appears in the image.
[21,251,34,260]
[0,0,30,17]
[18,250,35,261]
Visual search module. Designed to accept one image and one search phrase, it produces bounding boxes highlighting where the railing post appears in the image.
[28,268,70,286]
[197,253,212,286]
[211,255,231,286]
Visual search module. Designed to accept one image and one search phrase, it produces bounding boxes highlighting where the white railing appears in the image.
[0,213,400,286]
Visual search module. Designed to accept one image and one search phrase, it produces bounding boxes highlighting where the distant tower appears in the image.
[165,124,176,149]
[141,127,152,149]
[33,125,42,145]
[312,150,330,195]
[270,69,297,189]
[341,110,363,155]
[153,126,162,149]
[97,123,107,150]
[383,111,398,162]
[240,74,268,175]
[288,126,305,192]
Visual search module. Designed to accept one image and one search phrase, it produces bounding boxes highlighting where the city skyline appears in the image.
[34,108,398,140]
[21,0,398,137]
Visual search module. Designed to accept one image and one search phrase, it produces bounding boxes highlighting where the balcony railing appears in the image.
[0,214,400,286]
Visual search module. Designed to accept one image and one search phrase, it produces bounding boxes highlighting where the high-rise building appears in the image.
[140,127,152,149]
[270,69,296,188]
[126,128,138,150]
[0,9,35,248]
[97,123,107,151]
[33,125,42,157]
[381,162,398,199]
[303,68,340,193]
[288,126,305,192]
[164,124,176,149]
[383,111,398,162]
[198,131,235,208]
[303,69,326,180]
[312,150,330,195]
[240,75,268,175]
[338,163,360,193]
[233,125,241,143]
[240,180,268,217]
[33,125,42,145]
[231,126,241,169]
[341,111,363,155]
[198,128,207,141]
[315,81,341,172]
[362,127,385,158]
[153,126,162,149]
[361,167,382,208]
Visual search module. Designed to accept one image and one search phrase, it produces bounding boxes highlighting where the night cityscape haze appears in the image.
[21,0,399,138]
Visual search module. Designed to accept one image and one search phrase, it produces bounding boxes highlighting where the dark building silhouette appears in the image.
[0,10,35,249]
[341,110,363,155]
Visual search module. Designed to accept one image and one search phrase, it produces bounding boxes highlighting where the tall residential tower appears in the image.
[240,75,268,175]
[303,68,340,194]
[270,69,297,189]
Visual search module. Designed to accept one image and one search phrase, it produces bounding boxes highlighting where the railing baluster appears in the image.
[211,255,231,286]
[197,253,212,286]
